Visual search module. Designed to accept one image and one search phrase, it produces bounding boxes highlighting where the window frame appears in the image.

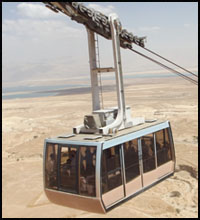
[44,142,97,197]
[58,145,79,194]
[155,128,173,167]
[123,139,140,183]
[101,145,124,194]
[44,143,59,190]
[141,134,156,173]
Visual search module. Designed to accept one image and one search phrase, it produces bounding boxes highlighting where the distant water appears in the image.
[2,71,198,100]
[2,84,88,100]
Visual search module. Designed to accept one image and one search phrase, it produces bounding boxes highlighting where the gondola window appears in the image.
[45,143,58,189]
[79,146,96,197]
[156,129,172,166]
[45,144,96,197]
[123,139,140,182]
[101,145,123,194]
[59,147,78,193]
[141,134,156,173]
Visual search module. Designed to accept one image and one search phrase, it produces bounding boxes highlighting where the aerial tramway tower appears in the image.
[43,2,197,213]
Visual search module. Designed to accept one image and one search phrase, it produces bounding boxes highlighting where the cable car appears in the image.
[42,2,179,213]
[44,120,175,213]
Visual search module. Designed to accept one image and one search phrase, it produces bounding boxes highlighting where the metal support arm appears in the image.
[73,14,145,135]
[99,15,126,134]
[87,29,101,111]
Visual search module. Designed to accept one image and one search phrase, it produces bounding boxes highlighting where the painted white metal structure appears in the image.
[43,2,176,213]
[73,15,144,135]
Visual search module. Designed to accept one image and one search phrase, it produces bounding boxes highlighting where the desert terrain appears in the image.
[2,76,198,218]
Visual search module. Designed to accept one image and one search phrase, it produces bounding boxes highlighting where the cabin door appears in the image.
[123,139,143,196]
[101,145,125,208]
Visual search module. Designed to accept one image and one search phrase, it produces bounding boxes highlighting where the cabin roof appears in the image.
[46,120,169,144]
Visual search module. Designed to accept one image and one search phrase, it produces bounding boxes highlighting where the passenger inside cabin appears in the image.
[123,140,140,181]
[68,150,76,175]
[85,148,95,175]
[80,147,96,196]
[64,158,71,176]
[46,153,56,187]
[124,141,137,164]
[165,140,172,160]
[130,140,138,158]
[142,137,155,172]
[70,151,76,165]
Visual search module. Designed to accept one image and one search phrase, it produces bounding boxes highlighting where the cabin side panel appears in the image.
[45,189,105,213]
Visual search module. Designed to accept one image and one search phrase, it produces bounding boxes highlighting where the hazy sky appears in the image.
[2,2,198,86]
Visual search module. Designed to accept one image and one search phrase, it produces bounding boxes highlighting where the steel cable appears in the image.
[129,47,198,85]
[142,47,198,78]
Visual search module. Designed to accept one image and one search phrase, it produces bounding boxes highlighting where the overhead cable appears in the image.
[129,47,198,85]
[141,47,198,78]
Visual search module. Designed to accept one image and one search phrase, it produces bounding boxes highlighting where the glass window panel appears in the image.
[79,146,96,197]
[45,144,58,189]
[59,146,78,193]
[156,129,172,166]
[102,145,122,194]
[123,139,140,183]
[141,134,156,173]
[45,143,97,197]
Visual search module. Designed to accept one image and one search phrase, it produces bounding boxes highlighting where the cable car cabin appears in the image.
[41,3,181,213]
[44,120,175,213]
